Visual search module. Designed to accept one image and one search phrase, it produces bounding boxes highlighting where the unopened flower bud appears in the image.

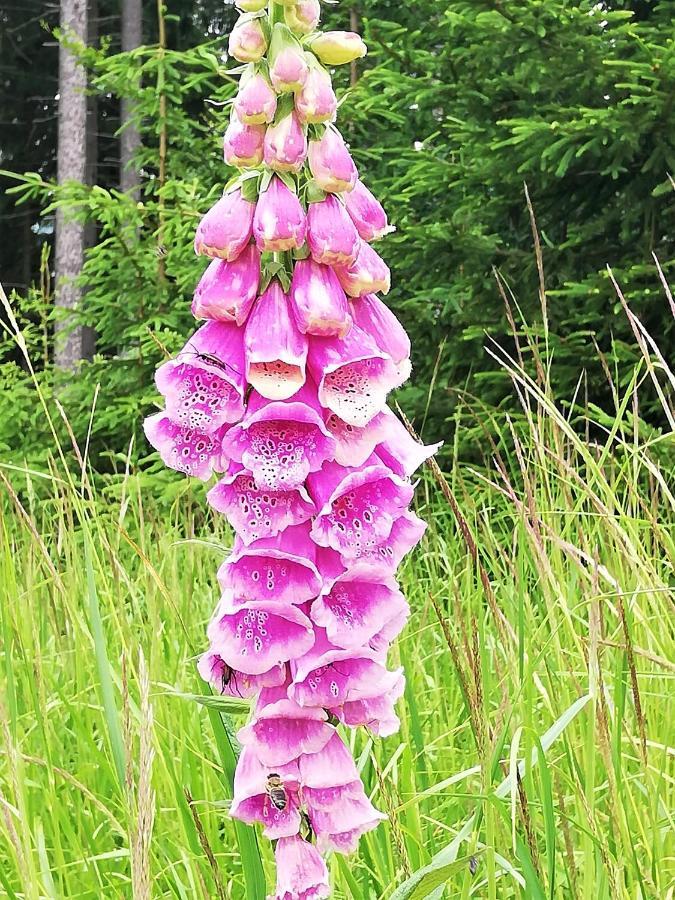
[284,0,320,35]
[307,195,359,266]
[234,70,277,125]
[264,110,307,173]
[308,31,367,66]
[223,113,266,168]
[194,188,255,260]
[308,127,358,193]
[344,178,392,241]
[253,176,307,252]
[295,64,336,124]
[236,0,267,10]
[268,23,309,93]
[228,15,268,63]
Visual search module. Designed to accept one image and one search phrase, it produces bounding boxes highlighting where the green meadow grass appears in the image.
[0,283,674,898]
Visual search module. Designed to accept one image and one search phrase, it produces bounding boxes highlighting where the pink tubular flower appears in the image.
[312,562,409,649]
[270,834,330,900]
[308,457,414,560]
[284,0,320,35]
[307,195,359,266]
[312,793,386,854]
[324,410,392,468]
[296,64,337,125]
[343,179,392,242]
[198,648,286,698]
[333,671,406,737]
[245,281,308,399]
[228,15,268,63]
[269,25,309,92]
[223,113,266,168]
[222,384,337,491]
[334,240,391,298]
[192,244,261,325]
[217,523,322,605]
[253,177,307,252]
[234,70,277,125]
[308,128,358,193]
[208,594,315,675]
[194,188,255,261]
[308,324,401,427]
[155,321,246,431]
[375,413,442,478]
[143,413,227,481]
[264,111,308,173]
[308,31,367,67]
[344,510,427,572]
[350,292,411,382]
[289,258,352,338]
[231,749,302,839]
[207,463,316,544]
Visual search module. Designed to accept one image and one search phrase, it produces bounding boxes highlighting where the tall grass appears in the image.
[0,272,673,898]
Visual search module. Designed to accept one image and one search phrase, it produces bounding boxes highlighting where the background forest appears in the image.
[0,1,674,898]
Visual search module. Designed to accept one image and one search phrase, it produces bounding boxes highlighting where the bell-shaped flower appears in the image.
[228,14,268,63]
[217,523,322,605]
[289,258,352,338]
[223,113,265,168]
[333,671,405,738]
[343,178,392,242]
[284,0,320,34]
[308,31,367,66]
[307,324,401,427]
[222,383,337,491]
[198,648,286,698]
[312,562,409,650]
[192,244,261,325]
[289,629,402,708]
[307,195,359,266]
[143,413,227,482]
[245,280,308,399]
[295,63,337,125]
[194,188,255,261]
[375,413,442,478]
[353,511,427,572]
[207,463,316,545]
[234,69,277,124]
[325,408,394,468]
[308,456,414,561]
[334,240,390,298]
[311,793,386,855]
[207,593,314,676]
[308,127,358,193]
[298,732,361,808]
[264,110,307,173]
[350,292,410,384]
[268,24,309,93]
[238,687,335,766]
[231,748,302,839]
[269,834,330,900]
[254,177,307,252]
[154,321,246,432]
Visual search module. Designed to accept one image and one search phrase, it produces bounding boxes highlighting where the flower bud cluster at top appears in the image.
[144,2,439,898]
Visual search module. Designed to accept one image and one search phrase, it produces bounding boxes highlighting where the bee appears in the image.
[300,811,314,841]
[324,710,340,727]
[265,773,288,811]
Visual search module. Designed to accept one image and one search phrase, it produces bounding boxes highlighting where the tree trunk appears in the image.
[81,0,98,361]
[120,0,143,197]
[54,0,88,370]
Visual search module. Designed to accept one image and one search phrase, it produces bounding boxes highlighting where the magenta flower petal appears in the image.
[217,523,322,604]
[289,258,352,338]
[222,385,336,491]
[207,595,314,675]
[312,562,409,649]
[198,648,286,698]
[234,69,277,125]
[223,112,266,168]
[207,463,316,544]
[269,45,309,93]
[308,324,401,427]
[296,64,337,124]
[143,412,227,481]
[343,178,392,242]
[308,457,414,559]
[333,671,405,737]
[311,793,386,854]
[194,188,255,261]
[253,177,307,252]
[298,732,360,790]
[376,413,442,478]
[238,696,334,766]
[270,834,330,900]
[231,748,302,839]
[350,292,411,370]
[245,281,308,400]
[155,321,246,432]
[192,245,261,325]
[308,127,358,193]
[228,15,268,63]
[324,410,392,468]
[353,511,427,572]
[264,111,308,173]
[307,195,359,266]
[334,240,391,298]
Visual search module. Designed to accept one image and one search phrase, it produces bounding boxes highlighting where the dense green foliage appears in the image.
[2,1,674,466]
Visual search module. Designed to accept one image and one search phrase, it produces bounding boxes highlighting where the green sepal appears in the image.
[292,243,311,261]
[305,180,327,204]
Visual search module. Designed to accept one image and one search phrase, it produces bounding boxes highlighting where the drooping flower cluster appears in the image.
[145,4,438,897]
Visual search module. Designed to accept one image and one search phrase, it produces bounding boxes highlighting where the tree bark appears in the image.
[55,0,88,370]
[81,0,98,361]
[120,0,143,197]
